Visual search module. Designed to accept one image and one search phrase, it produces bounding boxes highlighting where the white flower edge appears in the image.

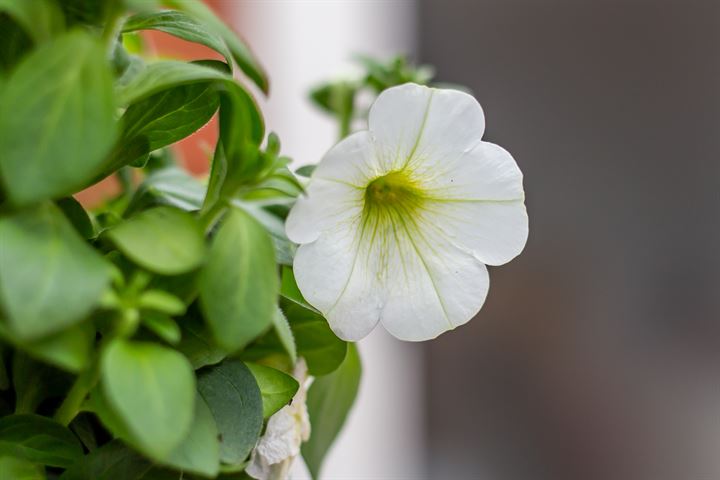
[287,83,528,342]
[246,360,311,480]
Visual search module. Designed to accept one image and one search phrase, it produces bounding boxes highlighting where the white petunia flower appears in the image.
[286,83,528,342]
[246,360,311,480]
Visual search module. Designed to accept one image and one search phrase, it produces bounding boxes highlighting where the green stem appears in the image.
[200,199,227,234]
[101,6,124,54]
[54,366,98,427]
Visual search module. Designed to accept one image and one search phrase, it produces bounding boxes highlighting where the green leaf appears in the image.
[0,414,83,468]
[280,266,318,312]
[123,10,232,66]
[246,363,299,419]
[57,197,95,239]
[273,307,297,364]
[106,206,205,275]
[141,312,181,345]
[282,301,347,376]
[159,393,220,477]
[59,440,153,480]
[109,82,220,171]
[0,30,116,206]
[137,290,186,316]
[197,360,262,465]
[100,340,196,460]
[302,344,362,479]
[126,167,206,215]
[0,203,111,340]
[0,456,44,480]
[176,313,227,370]
[116,60,229,106]
[199,207,278,352]
[0,0,64,44]
[20,322,94,373]
[0,15,32,74]
[166,0,269,93]
[10,353,71,415]
[238,202,295,266]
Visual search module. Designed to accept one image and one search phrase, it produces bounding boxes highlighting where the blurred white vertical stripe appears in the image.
[227,1,426,478]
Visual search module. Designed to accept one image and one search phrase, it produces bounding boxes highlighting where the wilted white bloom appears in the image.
[246,360,310,480]
[286,83,528,341]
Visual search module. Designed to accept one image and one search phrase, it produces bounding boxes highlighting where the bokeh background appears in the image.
[85,1,720,478]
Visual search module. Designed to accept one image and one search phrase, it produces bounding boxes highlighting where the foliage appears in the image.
[0,0,383,477]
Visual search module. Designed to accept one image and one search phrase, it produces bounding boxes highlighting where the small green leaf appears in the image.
[0,203,111,340]
[109,82,220,171]
[199,207,278,352]
[59,440,153,480]
[166,0,269,93]
[10,354,71,415]
[137,290,186,316]
[246,363,299,419]
[197,360,262,465]
[0,456,44,480]
[141,312,181,345]
[123,10,232,66]
[280,266,318,312]
[0,414,83,468]
[282,301,347,376]
[0,30,116,205]
[100,340,196,460]
[302,344,362,479]
[159,393,220,477]
[106,206,205,275]
[126,167,206,215]
[273,307,297,364]
[0,0,64,44]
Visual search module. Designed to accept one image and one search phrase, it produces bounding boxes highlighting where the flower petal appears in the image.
[368,83,485,173]
[285,132,372,244]
[293,222,383,341]
[420,141,529,266]
[379,221,490,341]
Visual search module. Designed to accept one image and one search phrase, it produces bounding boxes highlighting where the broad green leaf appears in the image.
[100,340,196,459]
[123,10,232,66]
[59,440,153,480]
[0,203,111,340]
[0,456,44,480]
[0,414,83,468]
[160,393,220,477]
[0,30,116,206]
[197,360,262,465]
[106,206,205,275]
[166,0,269,93]
[109,82,220,171]
[176,313,227,370]
[199,207,278,351]
[57,197,95,239]
[141,312,181,345]
[126,167,206,215]
[0,345,8,391]
[0,0,64,44]
[282,301,347,376]
[302,344,362,479]
[246,363,298,419]
[116,60,229,106]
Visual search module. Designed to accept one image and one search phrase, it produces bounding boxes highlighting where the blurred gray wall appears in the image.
[419,1,720,479]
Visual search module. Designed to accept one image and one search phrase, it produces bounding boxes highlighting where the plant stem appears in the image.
[54,366,98,427]
[200,199,227,234]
